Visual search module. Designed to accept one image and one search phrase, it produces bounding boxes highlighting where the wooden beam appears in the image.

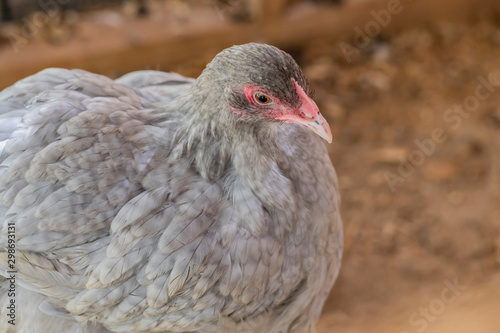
[0,0,497,89]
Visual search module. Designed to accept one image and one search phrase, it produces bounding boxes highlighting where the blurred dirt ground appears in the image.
[307,19,500,333]
[1,3,500,331]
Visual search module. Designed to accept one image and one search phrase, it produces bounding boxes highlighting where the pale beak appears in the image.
[281,79,333,143]
[295,110,333,143]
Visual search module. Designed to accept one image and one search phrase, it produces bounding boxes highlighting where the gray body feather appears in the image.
[0,44,342,333]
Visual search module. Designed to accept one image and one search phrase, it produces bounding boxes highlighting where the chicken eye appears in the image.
[254,92,272,105]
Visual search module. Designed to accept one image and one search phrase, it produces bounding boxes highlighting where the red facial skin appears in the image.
[235,78,319,122]
[230,78,333,143]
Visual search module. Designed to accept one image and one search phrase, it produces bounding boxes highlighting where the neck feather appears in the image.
[167,79,298,214]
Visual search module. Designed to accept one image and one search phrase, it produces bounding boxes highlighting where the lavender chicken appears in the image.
[0,43,342,333]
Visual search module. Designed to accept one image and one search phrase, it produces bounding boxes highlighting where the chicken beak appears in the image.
[289,79,333,143]
[294,110,333,144]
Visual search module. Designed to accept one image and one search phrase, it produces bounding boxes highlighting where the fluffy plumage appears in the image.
[0,43,342,333]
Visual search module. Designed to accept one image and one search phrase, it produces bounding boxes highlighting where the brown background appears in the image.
[1,0,499,332]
